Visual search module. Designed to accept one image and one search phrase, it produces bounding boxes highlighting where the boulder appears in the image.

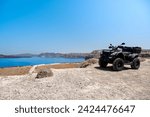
[80,58,98,68]
[36,69,53,79]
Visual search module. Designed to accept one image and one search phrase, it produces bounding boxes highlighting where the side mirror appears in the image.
[109,44,112,48]
[121,43,125,45]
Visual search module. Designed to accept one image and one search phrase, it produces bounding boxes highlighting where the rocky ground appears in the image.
[0,59,150,100]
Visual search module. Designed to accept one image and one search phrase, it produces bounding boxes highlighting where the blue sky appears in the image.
[0,0,150,54]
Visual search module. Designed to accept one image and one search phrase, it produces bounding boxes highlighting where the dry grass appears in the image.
[0,63,80,76]
[0,66,31,76]
[36,63,80,72]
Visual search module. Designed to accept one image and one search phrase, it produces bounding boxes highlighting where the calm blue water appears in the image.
[0,57,84,68]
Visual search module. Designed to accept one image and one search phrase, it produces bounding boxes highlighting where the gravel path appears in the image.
[0,59,150,100]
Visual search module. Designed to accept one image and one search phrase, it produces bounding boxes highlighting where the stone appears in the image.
[36,69,53,79]
[80,58,98,68]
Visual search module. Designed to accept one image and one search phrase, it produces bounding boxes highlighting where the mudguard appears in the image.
[129,53,139,59]
[111,52,125,60]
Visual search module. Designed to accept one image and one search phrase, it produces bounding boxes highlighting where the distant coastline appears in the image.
[0,49,150,59]
[0,54,34,58]
[0,57,85,68]
[0,52,89,59]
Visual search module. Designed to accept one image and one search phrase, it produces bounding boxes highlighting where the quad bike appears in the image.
[99,43,142,71]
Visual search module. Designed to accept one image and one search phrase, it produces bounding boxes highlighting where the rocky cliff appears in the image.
[85,49,150,60]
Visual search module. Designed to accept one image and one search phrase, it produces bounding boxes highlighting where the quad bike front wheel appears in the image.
[131,57,140,69]
[99,59,108,68]
[113,58,124,71]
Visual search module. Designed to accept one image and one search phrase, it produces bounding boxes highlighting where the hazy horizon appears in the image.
[1,48,150,55]
[1,0,150,54]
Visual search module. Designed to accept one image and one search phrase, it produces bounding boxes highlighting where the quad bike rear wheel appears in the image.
[131,57,140,69]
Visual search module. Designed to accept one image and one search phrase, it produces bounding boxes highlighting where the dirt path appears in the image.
[0,59,150,100]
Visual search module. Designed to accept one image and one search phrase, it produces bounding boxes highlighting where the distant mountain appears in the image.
[38,52,89,58]
[0,52,90,59]
[1,49,149,59]
[0,53,37,58]
[0,54,5,58]
[140,49,150,57]
[38,53,63,58]
[85,50,101,60]
[13,53,37,58]
[0,54,25,58]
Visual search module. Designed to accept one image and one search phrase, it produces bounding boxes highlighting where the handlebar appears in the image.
[109,43,125,50]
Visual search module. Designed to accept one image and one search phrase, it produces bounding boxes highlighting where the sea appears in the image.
[0,57,84,68]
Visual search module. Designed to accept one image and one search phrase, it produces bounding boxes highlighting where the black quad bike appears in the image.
[99,43,142,71]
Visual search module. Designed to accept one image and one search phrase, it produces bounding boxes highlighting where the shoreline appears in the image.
[0,57,148,76]
[0,62,80,69]
[0,62,81,76]
[0,57,84,68]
